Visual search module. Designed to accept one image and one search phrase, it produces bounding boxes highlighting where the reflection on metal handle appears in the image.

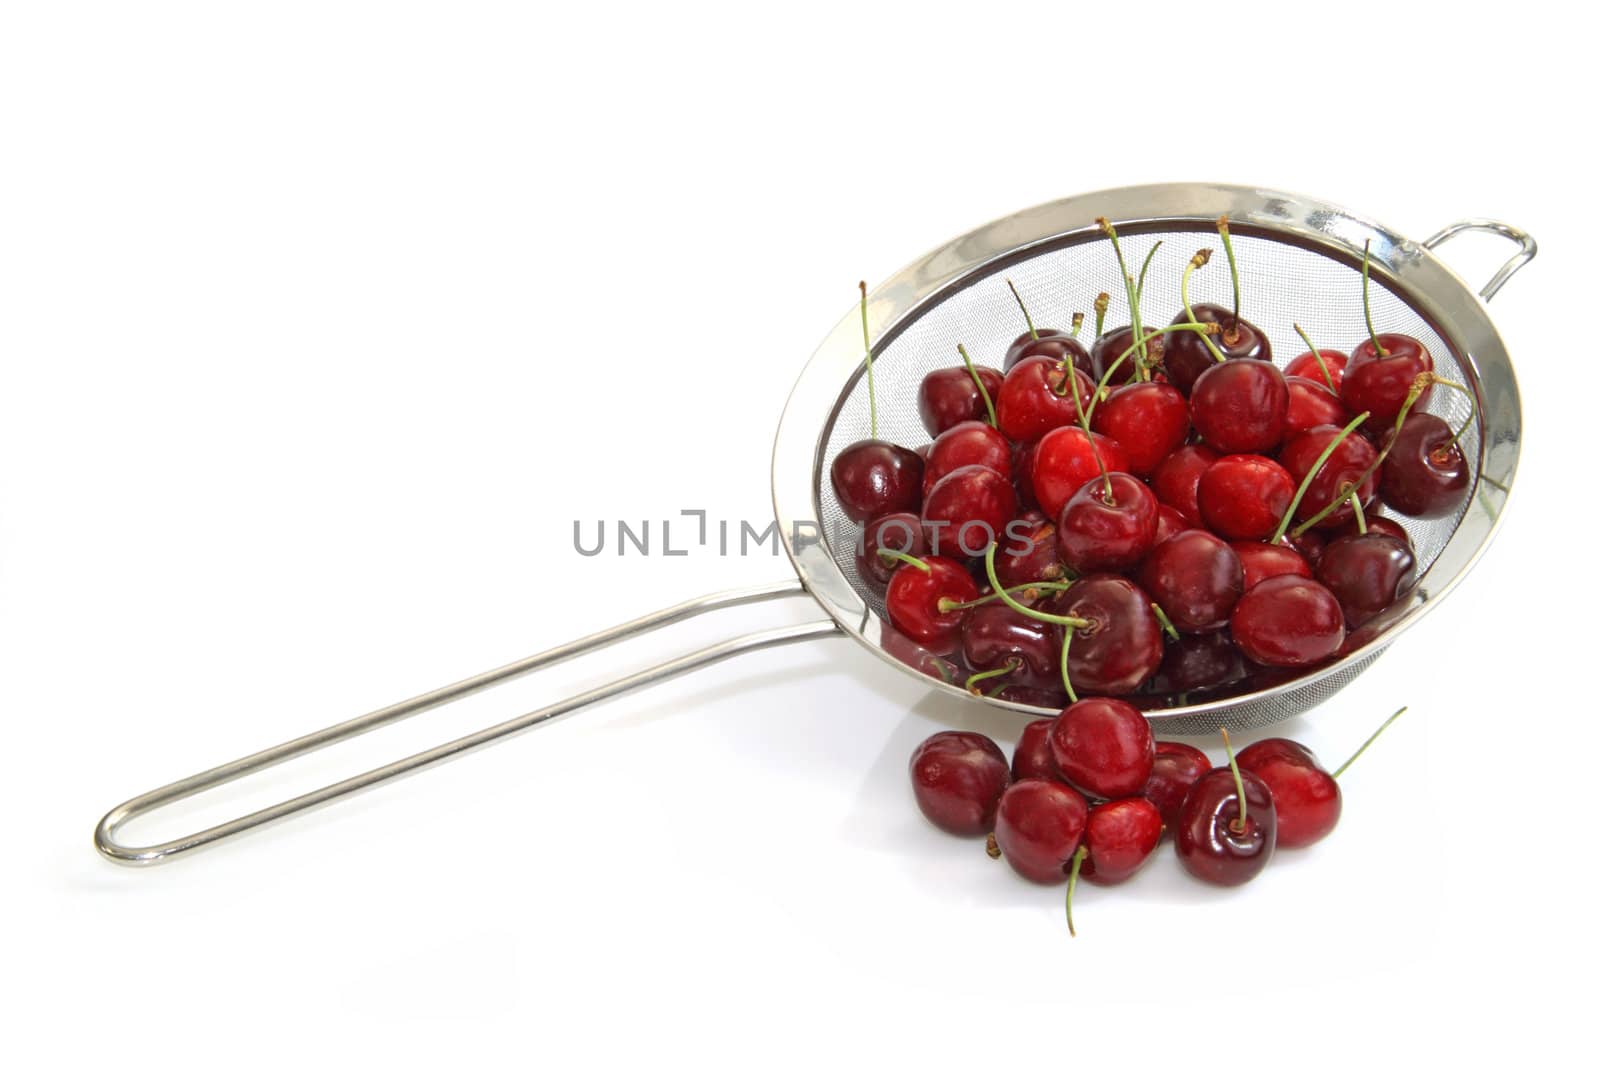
[1422,219,1537,302]
[95,581,841,866]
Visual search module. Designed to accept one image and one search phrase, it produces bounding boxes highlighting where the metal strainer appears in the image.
[95,184,1532,864]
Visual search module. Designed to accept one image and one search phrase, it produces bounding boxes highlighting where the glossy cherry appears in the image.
[921,464,1017,559]
[909,731,1011,836]
[1286,348,1349,392]
[1151,444,1219,528]
[1284,376,1350,437]
[1056,472,1159,573]
[922,420,1012,496]
[1090,381,1190,475]
[1315,532,1415,627]
[1229,574,1345,667]
[1143,741,1213,828]
[1162,303,1272,395]
[1339,513,1409,546]
[995,356,1098,444]
[1189,358,1289,454]
[1175,754,1277,887]
[855,512,926,588]
[917,365,1005,438]
[1092,325,1163,386]
[884,555,979,645]
[1048,576,1164,695]
[1138,529,1244,633]
[1080,797,1163,885]
[1196,454,1295,541]
[1152,631,1242,694]
[1048,697,1155,799]
[1153,504,1191,546]
[1007,329,1093,376]
[1012,719,1066,782]
[1342,334,1434,422]
[830,439,923,523]
[1379,412,1470,518]
[1278,424,1382,531]
[1031,427,1129,520]
[1236,738,1340,848]
[962,602,1062,690]
[993,778,1089,884]
[1230,540,1312,591]
[992,513,1065,591]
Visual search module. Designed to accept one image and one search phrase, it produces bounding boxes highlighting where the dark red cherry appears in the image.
[1230,540,1312,591]
[885,555,979,645]
[1379,412,1470,518]
[909,731,1011,836]
[996,356,1097,444]
[1090,381,1191,475]
[1092,325,1164,385]
[1284,376,1350,437]
[1012,719,1067,782]
[1342,334,1433,422]
[1011,441,1039,511]
[921,465,1018,559]
[1151,444,1219,528]
[1153,504,1192,546]
[917,365,1006,438]
[1143,741,1213,828]
[1230,575,1345,667]
[1286,348,1348,392]
[1315,532,1415,627]
[830,439,923,523]
[922,420,1012,496]
[1190,359,1289,454]
[993,778,1090,884]
[1138,530,1244,633]
[1278,425,1383,531]
[1006,329,1094,376]
[1152,632,1242,693]
[855,512,926,588]
[961,602,1062,689]
[1057,472,1159,573]
[1048,575,1164,695]
[1175,765,1277,886]
[993,514,1065,590]
[1080,797,1163,885]
[1236,739,1341,848]
[1287,527,1327,569]
[1031,427,1129,520]
[1344,514,1409,545]
[1196,454,1294,541]
[1048,697,1155,799]
[1162,305,1271,395]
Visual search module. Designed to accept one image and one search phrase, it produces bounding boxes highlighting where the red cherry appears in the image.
[1006,329,1094,375]
[1011,719,1067,782]
[1236,738,1341,848]
[992,513,1065,590]
[1285,349,1349,392]
[995,356,1097,444]
[1284,376,1350,437]
[1031,427,1129,520]
[1196,454,1295,541]
[961,602,1062,690]
[1137,529,1244,633]
[830,439,923,523]
[1175,763,1277,886]
[1153,504,1192,546]
[921,465,1018,559]
[1057,472,1159,573]
[1151,631,1243,693]
[909,731,1011,836]
[1048,575,1165,695]
[1011,441,1039,511]
[1315,532,1415,627]
[1080,797,1163,885]
[1143,741,1213,828]
[1287,527,1327,569]
[921,420,1012,496]
[1339,513,1409,546]
[884,555,979,645]
[1048,697,1155,799]
[993,778,1089,884]
[1151,444,1219,528]
[1229,575,1345,667]
[1230,540,1312,591]
[1379,412,1470,518]
[1278,424,1383,531]
[855,512,926,587]
[1090,381,1191,475]
[917,365,1005,437]
[1342,334,1434,422]
[1189,359,1289,454]
[1092,325,1164,386]
[1162,304,1271,395]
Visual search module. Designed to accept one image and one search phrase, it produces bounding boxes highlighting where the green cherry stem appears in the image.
[966,658,1021,695]
[1136,240,1164,303]
[957,343,998,428]
[1092,292,1110,340]
[983,544,1092,629]
[1181,250,1229,363]
[1151,602,1180,642]
[876,548,929,573]
[1350,492,1368,535]
[937,580,1076,613]
[1217,215,1242,337]
[1221,727,1247,835]
[1065,844,1087,937]
[1006,278,1039,341]
[1333,706,1408,779]
[1429,375,1478,452]
[1069,310,1086,340]
[1293,323,1336,391]
[1084,321,1220,426]
[1361,241,1388,358]
[1269,411,1371,544]
[1098,217,1143,348]
[859,280,878,438]
[1059,625,1078,704]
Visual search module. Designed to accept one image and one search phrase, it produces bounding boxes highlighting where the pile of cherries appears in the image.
[909,703,1405,931]
[834,219,1474,705]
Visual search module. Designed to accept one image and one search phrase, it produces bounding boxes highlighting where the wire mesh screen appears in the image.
[816,229,1479,732]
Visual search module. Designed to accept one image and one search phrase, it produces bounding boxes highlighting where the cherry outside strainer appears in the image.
[95,183,1532,865]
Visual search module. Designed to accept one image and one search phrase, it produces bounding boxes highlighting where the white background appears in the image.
[3,1,1594,1062]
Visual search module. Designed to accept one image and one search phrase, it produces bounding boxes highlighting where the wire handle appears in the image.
[1422,219,1537,302]
[94,581,841,866]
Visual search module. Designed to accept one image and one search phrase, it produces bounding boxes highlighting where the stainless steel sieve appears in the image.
[94,183,1532,865]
